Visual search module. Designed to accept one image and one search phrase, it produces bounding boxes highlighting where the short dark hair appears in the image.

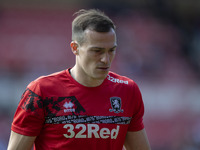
[72,9,116,45]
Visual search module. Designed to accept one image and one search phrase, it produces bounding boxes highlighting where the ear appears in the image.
[70,41,79,55]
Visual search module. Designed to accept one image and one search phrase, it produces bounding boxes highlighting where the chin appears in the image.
[91,70,109,80]
[95,73,108,80]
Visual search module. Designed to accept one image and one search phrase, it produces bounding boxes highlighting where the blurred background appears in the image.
[0,0,200,149]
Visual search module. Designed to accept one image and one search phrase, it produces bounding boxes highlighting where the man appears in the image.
[7,9,151,150]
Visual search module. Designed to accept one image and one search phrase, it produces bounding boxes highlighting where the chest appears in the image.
[42,85,133,119]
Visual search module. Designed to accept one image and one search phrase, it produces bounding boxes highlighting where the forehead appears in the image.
[82,29,117,48]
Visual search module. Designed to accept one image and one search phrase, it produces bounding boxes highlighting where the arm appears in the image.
[7,131,36,150]
[124,129,151,150]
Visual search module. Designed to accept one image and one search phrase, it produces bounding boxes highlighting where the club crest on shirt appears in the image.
[109,97,123,113]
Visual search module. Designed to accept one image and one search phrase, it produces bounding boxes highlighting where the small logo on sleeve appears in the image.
[109,97,123,113]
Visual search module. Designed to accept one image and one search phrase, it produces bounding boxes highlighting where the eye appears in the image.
[91,49,103,54]
[94,49,101,53]
[109,48,116,53]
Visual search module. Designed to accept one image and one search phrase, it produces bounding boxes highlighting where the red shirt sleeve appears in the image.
[11,81,45,136]
[127,83,144,131]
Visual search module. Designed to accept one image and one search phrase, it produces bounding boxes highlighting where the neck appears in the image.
[70,66,104,87]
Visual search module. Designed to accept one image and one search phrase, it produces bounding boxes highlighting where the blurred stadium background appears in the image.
[0,0,200,149]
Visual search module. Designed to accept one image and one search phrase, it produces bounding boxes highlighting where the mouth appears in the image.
[97,66,110,71]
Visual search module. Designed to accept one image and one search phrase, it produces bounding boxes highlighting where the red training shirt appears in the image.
[11,69,144,150]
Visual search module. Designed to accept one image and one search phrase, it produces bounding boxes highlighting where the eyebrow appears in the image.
[90,45,117,50]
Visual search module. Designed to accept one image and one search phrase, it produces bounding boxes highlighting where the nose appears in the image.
[100,52,110,64]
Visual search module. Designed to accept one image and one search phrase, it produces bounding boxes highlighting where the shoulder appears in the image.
[107,71,137,87]
[107,71,142,101]
[34,70,67,84]
[27,70,68,92]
